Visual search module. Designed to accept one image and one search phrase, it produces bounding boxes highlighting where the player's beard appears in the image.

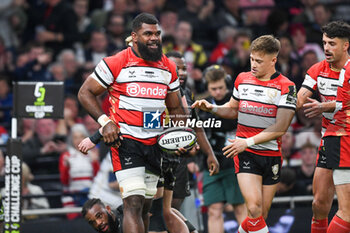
[138,40,162,62]
[98,212,118,233]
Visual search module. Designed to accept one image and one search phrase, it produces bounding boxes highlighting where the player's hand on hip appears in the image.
[102,121,123,147]
[223,139,248,158]
[78,137,96,154]
[303,97,323,118]
[191,99,213,112]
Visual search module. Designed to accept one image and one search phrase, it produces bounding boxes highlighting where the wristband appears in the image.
[89,130,103,144]
[245,137,255,147]
[210,105,218,114]
[97,114,112,128]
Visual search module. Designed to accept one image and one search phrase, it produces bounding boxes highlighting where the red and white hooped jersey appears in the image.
[301,60,341,136]
[233,72,296,157]
[91,47,180,145]
[325,59,350,137]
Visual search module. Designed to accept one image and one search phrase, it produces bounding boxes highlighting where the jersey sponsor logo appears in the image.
[286,86,297,105]
[240,101,275,116]
[272,164,279,180]
[126,83,167,98]
[128,70,136,78]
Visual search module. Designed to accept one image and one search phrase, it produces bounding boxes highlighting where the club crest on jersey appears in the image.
[143,110,162,129]
[272,164,279,180]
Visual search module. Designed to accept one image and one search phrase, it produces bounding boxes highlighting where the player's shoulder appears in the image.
[103,47,130,66]
[307,60,329,77]
[278,73,296,87]
[161,54,177,70]
[236,72,252,83]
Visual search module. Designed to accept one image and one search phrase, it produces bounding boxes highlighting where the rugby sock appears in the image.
[238,217,248,233]
[246,216,269,233]
[311,217,328,233]
[327,215,350,233]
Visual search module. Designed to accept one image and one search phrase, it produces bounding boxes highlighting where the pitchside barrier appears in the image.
[19,196,338,233]
[4,82,63,233]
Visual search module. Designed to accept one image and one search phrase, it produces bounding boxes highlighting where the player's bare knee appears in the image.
[124,195,144,215]
[246,203,262,218]
[208,205,223,218]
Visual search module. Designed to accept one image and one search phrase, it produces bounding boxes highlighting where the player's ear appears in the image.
[272,56,277,64]
[343,41,349,52]
[131,32,137,43]
[106,205,112,213]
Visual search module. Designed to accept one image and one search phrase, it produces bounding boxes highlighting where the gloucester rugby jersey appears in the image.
[325,59,350,137]
[233,72,296,157]
[91,47,180,145]
[301,60,341,136]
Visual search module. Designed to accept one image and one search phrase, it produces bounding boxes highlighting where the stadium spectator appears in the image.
[21,162,50,212]
[276,35,301,89]
[239,0,274,26]
[57,49,81,94]
[0,36,15,77]
[105,14,128,52]
[22,119,66,175]
[20,118,35,143]
[14,42,53,81]
[198,65,246,231]
[29,0,79,57]
[89,153,123,210]
[294,114,322,150]
[307,3,332,46]
[290,23,325,62]
[90,0,134,32]
[73,0,92,34]
[293,0,318,27]
[59,123,99,219]
[159,8,178,38]
[178,0,215,50]
[239,0,274,38]
[281,130,300,167]
[219,30,251,78]
[266,9,289,37]
[136,0,158,16]
[78,30,117,66]
[163,20,207,93]
[209,26,237,65]
[275,167,301,196]
[0,0,26,49]
[213,0,243,29]
[297,21,350,233]
[82,114,100,136]
[294,142,317,195]
[0,76,12,130]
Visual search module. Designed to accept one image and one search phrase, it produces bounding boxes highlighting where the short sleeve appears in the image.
[167,60,180,93]
[301,63,320,92]
[92,59,115,88]
[232,73,241,101]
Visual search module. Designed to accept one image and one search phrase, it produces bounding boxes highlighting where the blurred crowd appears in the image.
[0,0,349,220]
